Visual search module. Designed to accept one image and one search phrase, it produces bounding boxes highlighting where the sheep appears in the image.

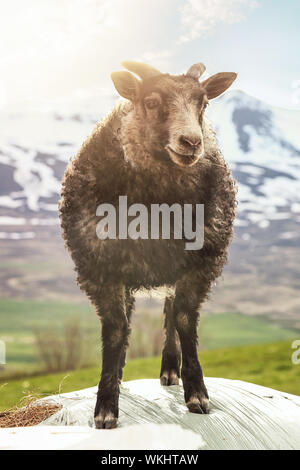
[59,61,237,429]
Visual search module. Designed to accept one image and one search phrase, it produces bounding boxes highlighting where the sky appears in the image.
[0,0,300,113]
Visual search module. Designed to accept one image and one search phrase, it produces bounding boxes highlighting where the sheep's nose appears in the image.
[180,135,202,149]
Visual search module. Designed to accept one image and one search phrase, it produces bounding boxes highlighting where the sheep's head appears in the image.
[111,61,237,168]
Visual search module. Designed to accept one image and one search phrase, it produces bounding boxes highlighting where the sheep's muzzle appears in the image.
[166,145,202,167]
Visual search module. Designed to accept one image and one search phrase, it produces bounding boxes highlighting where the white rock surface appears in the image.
[1,378,300,450]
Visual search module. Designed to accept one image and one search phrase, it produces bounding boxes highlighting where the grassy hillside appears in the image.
[199,312,298,349]
[0,298,299,379]
[0,340,299,412]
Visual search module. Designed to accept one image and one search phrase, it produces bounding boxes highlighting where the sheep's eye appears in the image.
[145,99,159,110]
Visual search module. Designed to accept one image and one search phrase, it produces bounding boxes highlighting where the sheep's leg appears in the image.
[160,295,181,386]
[93,284,129,429]
[173,275,210,414]
[118,288,134,382]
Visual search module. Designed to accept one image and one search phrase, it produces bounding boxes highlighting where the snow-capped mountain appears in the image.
[0,90,300,244]
[208,91,300,237]
[0,112,96,213]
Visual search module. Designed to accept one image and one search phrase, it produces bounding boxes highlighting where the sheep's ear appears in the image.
[201,72,237,99]
[111,71,140,101]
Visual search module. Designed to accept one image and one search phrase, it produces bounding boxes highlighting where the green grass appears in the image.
[199,313,298,349]
[0,298,298,374]
[0,261,61,273]
[0,298,95,333]
[1,340,299,412]
[0,298,99,371]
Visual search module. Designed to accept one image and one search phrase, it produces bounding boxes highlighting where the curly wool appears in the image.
[59,100,236,301]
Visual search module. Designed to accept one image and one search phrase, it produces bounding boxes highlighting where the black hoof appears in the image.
[187,396,210,414]
[94,411,118,429]
[160,370,180,386]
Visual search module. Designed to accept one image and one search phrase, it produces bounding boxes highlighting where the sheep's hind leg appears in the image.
[160,295,181,386]
[173,276,210,414]
[93,284,129,429]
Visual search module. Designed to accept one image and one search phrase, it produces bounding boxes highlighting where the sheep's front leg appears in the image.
[94,285,129,429]
[160,295,181,386]
[173,275,210,414]
[118,288,134,382]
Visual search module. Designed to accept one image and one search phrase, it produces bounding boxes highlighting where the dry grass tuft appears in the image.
[0,394,61,428]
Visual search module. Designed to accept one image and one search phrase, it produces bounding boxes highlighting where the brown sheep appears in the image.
[59,61,237,429]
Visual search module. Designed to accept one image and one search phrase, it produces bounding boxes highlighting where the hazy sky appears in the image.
[1,0,299,113]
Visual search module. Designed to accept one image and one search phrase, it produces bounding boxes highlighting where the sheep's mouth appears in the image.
[166,146,200,167]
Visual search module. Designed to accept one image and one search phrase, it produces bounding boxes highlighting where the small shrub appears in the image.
[128,311,164,359]
[34,316,83,373]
